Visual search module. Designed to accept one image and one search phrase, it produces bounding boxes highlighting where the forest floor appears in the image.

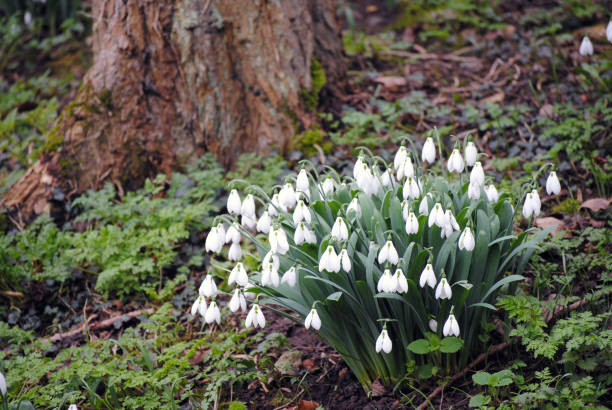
[1,1,611,409]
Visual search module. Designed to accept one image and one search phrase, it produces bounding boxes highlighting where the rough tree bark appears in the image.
[2,0,344,220]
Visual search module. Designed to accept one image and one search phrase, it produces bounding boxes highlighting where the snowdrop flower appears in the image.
[443,313,460,337]
[319,246,340,273]
[435,277,452,300]
[428,203,446,228]
[226,223,241,243]
[347,198,361,218]
[269,228,290,254]
[261,262,280,287]
[447,210,459,231]
[405,211,419,234]
[304,227,317,244]
[467,181,481,200]
[422,137,436,164]
[546,171,561,195]
[419,194,430,215]
[403,177,421,199]
[205,226,223,253]
[245,304,266,328]
[281,266,297,287]
[464,141,478,167]
[268,193,283,215]
[458,227,475,251]
[394,268,408,293]
[191,295,207,317]
[401,155,415,180]
[257,211,272,233]
[0,372,6,397]
[279,184,297,209]
[353,156,365,180]
[296,169,310,193]
[401,199,410,221]
[484,184,499,202]
[607,21,612,43]
[227,189,242,215]
[375,329,392,353]
[440,219,454,239]
[340,248,351,272]
[429,319,438,333]
[419,263,436,289]
[531,189,541,216]
[24,11,33,27]
[241,214,256,230]
[305,308,322,330]
[331,217,349,241]
[243,282,256,299]
[204,301,221,324]
[470,162,485,187]
[229,262,249,287]
[295,222,311,245]
[377,269,398,293]
[358,167,380,196]
[378,240,399,265]
[68,405,78,410]
[293,200,311,225]
[199,274,217,297]
[579,35,593,56]
[381,169,394,187]
[394,146,408,171]
[523,192,535,218]
[228,242,242,261]
[263,250,280,272]
[229,289,247,312]
[241,194,256,218]
[216,223,227,244]
[447,149,465,173]
[322,177,335,196]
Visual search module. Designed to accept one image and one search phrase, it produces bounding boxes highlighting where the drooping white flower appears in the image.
[447,149,465,173]
[484,184,499,202]
[579,35,594,56]
[229,289,247,312]
[359,167,380,196]
[296,169,310,194]
[279,184,297,209]
[243,282,256,299]
[261,262,280,287]
[304,227,317,244]
[199,274,217,297]
[443,313,460,337]
[401,199,410,221]
[447,210,459,231]
[375,329,392,354]
[531,189,541,216]
[340,248,351,272]
[322,177,335,196]
[68,405,78,410]
[394,146,408,171]
[422,137,436,164]
[24,11,33,27]
[381,169,394,187]
[331,217,349,241]
[263,250,280,272]
[428,203,446,228]
[228,242,242,261]
[319,246,340,273]
[241,214,256,230]
[227,189,242,215]
[245,304,266,328]
[403,177,421,199]
[467,181,481,200]
[470,161,485,187]
[281,266,297,287]
[269,193,284,215]
[523,192,534,218]
[347,198,362,218]
[458,227,475,251]
[464,141,478,167]
[440,210,458,239]
[377,269,398,293]
[293,200,312,225]
[419,194,430,215]
[294,222,308,245]
[435,277,452,300]
[216,223,227,244]
[378,240,399,265]
[0,371,6,397]
[269,228,290,254]
[226,223,241,243]
[353,156,365,180]
[395,268,408,293]
[405,211,419,234]
[191,295,207,317]
[241,194,256,218]
[429,319,438,333]
[305,308,322,330]
[607,21,612,43]
[205,227,223,253]
[204,301,221,324]
[257,211,272,233]
[229,262,249,287]
[401,155,415,180]
[546,171,561,195]
[419,263,436,289]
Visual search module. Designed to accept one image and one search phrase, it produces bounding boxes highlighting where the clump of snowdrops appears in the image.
[192,135,559,391]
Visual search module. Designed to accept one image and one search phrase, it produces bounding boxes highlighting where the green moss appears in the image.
[292,124,331,156]
[301,57,327,111]
[553,198,581,215]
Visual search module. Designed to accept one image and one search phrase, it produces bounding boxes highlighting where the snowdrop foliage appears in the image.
[195,136,554,390]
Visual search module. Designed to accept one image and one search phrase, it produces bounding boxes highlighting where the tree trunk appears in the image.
[1,0,344,220]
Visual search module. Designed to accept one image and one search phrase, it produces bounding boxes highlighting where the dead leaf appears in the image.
[366,5,378,12]
[581,198,611,212]
[535,217,566,236]
[538,104,554,118]
[302,358,316,371]
[297,400,320,410]
[480,91,505,105]
[370,378,387,397]
[374,76,407,89]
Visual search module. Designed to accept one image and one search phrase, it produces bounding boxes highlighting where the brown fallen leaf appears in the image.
[538,103,554,119]
[297,400,320,410]
[480,91,505,104]
[302,358,316,371]
[535,217,566,236]
[374,76,407,89]
[371,378,387,397]
[581,198,611,212]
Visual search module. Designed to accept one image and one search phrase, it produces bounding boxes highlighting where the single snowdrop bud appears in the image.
[261,262,280,287]
[546,171,561,195]
[467,181,481,200]
[464,141,478,167]
[447,210,459,231]
[419,194,430,215]
[229,289,247,312]
[279,184,297,209]
[531,189,541,216]
[378,240,399,265]
[394,268,408,293]
[470,162,485,187]
[402,156,415,180]
[458,227,475,251]
[443,313,460,337]
[484,184,499,202]
[305,308,322,330]
[405,211,419,235]
[340,248,351,272]
[353,156,365,180]
[579,35,593,56]
[381,169,394,187]
[523,192,534,218]
[190,295,207,317]
[419,263,437,289]
[347,198,362,218]
[229,262,249,287]
[319,246,340,273]
[435,277,452,300]
[375,329,392,354]
[245,304,266,328]
[205,226,223,253]
[428,319,438,333]
[322,177,335,196]
[607,21,612,43]
[331,217,349,241]
[377,269,398,293]
[257,211,272,233]
[296,169,310,193]
[422,137,436,164]
[269,228,289,254]
[447,149,465,173]
[428,203,446,228]
[199,274,217,297]
[293,200,312,225]
[204,301,221,324]
[263,250,280,272]
[401,199,410,221]
[241,194,256,218]
[403,177,421,199]
[226,223,241,243]
[228,242,242,261]
[216,223,227,244]
[227,189,242,215]
[281,266,297,287]
[0,371,6,397]
[294,222,306,245]
[241,214,256,230]
[394,146,408,172]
